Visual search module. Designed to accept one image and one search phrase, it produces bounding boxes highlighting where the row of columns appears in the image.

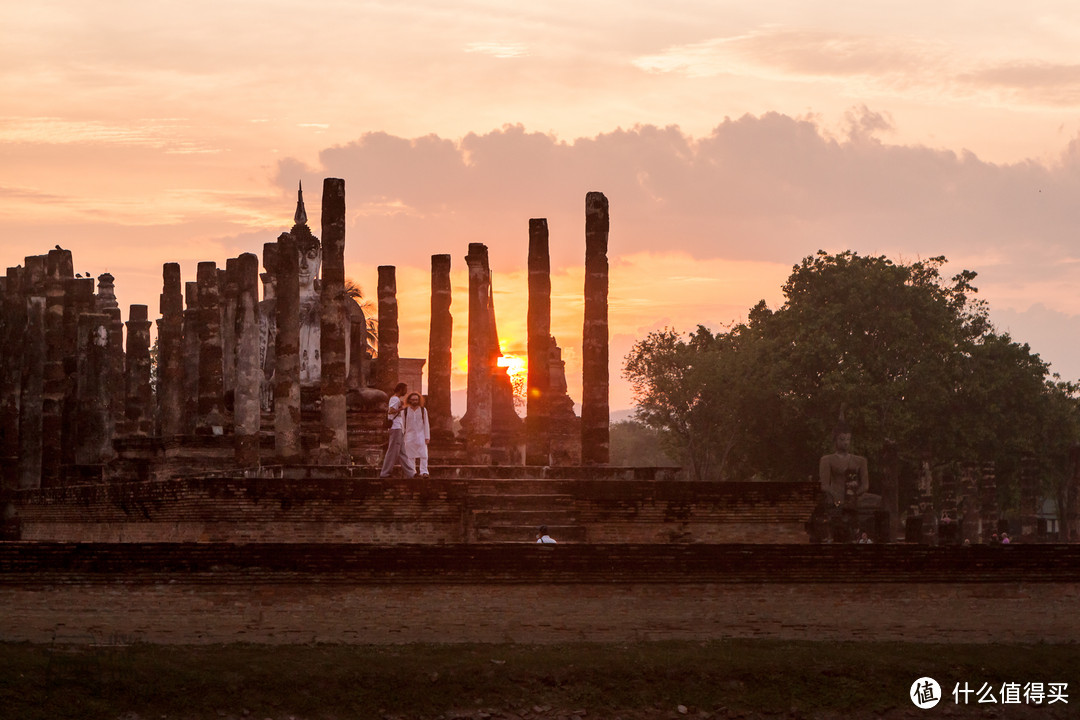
[0,252,162,491]
[153,179,352,467]
[1,184,611,490]
[459,191,610,466]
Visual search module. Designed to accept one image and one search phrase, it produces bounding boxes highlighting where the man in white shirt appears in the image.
[536,525,557,544]
[379,382,415,478]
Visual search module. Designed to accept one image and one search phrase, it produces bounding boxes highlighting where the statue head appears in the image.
[833,419,852,453]
[295,231,321,295]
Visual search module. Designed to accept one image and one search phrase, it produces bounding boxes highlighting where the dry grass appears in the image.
[1,640,1077,719]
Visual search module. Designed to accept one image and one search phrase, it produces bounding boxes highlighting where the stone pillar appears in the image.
[18,256,46,489]
[376,266,400,395]
[41,248,72,485]
[196,262,225,432]
[157,263,184,437]
[221,258,239,397]
[75,312,115,466]
[181,281,200,434]
[63,278,96,465]
[95,272,124,437]
[319,177,349,463]
[1,267,24,477]
[428,254,453,442]
[258,242,279,413]
[582,191,610,464]
[959,462,981,546]
[124,304,153,436]
[464,243,492,464]
[980,461,999,540]
[274,232,302,463]
[526,219,552,466]
[880,439,900,543]
[234,253,262,467]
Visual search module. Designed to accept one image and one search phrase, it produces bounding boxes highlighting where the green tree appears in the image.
[609,419,683,467]
[624,250,1080,507]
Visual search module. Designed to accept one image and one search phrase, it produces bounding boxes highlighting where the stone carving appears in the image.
[814,420,883,542]
[819,421,873,509]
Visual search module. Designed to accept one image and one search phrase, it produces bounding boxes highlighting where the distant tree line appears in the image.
[623,251,1080,516]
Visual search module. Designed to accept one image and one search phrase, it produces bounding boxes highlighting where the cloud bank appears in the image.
[278,111,1080,298]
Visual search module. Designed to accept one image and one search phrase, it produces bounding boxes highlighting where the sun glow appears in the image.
[497,353,527,378]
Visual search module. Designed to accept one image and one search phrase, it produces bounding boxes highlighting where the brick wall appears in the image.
[13,476,817,544]
[2,543,1078,644]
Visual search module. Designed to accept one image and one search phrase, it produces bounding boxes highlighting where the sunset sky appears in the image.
[3,1,1080,413]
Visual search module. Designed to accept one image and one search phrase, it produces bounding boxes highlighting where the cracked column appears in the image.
[61,277,95,466]
[181,281,200,434]
[41,248,72,485]
[582,191,610,464]
[526,219,552,466]
[18,254,46,489]
[124,304,153,436]
[157,263,184,437]
[428,254,453,442]
[274,232,302,463]
[1,267,24,480]
[463,243,492,464]
[95,272,124,438]
[196,262,225,432]
[319,177,349,463]
[376,266,399,396]
[234,252,262,467]
[75,312,115,465]
[221,258,239,398]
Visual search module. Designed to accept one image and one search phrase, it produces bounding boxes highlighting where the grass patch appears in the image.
[0,640,1077,719]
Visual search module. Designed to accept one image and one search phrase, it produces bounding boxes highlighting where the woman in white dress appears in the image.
[401,392,431,477]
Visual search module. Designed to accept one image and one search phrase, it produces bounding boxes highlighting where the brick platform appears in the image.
[13,473,817,544]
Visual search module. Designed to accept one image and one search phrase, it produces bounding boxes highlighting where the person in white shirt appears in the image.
[402,392,431,477]
[536,525,557,544]
[379,383,415,478]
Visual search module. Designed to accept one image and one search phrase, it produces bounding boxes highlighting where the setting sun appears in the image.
[496,353,527,379]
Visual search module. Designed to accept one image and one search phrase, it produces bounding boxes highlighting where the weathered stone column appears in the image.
[41,248,72,485]
[376,266,400,396]
[880,439,900,544]
[319,177,348,463]
[196,262,225,432]
[428,254,453,442]
[63,278,96,464]
[221,258,239,397]
[18,295,46,489]
[526,219,552,466]
[274,232,302,463]
[157,263,184,437]
[124,304,153,436]
[234,253,262,467]
[18,255,47,489]
[258,242,279,412]
[582,191,610,464]
[181,281,200,434]
[95,272,125,436]
[1,267,24,475]
[463,244,492,464]
[75,312,115,465]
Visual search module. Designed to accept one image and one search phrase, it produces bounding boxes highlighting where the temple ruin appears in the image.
[0,180,822,544]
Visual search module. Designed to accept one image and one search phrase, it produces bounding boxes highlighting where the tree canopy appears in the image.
[624,250,1080,510]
